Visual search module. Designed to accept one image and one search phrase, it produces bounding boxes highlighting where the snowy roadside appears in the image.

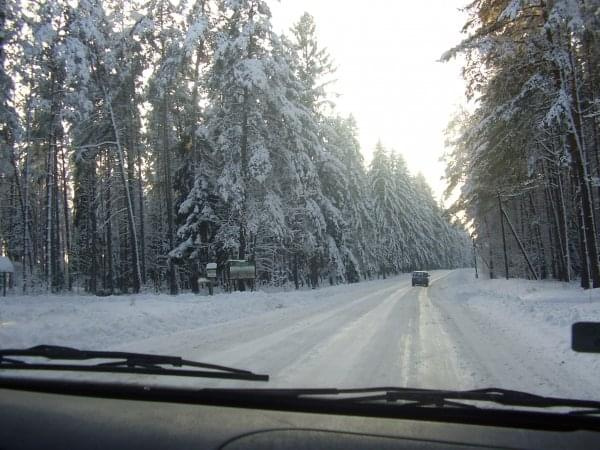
[433,270,600,393]
[0,274,409,350]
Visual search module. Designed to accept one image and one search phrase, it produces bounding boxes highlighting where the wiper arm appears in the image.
[380,387,600,412]
[0,345,269,382]
[230,386,600,412]
[448,387,600,411]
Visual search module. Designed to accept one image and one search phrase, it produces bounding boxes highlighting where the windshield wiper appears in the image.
[0,345,269,382]
[336,387,600,413]
[223,386,600,414]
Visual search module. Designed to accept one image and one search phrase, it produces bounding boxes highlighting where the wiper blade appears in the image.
[0,345,269,382]
[231,386,600,412]
[388,387,600,412]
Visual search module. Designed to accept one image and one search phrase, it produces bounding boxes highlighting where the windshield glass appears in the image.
[1,0,600,406]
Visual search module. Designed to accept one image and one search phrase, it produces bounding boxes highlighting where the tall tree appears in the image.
[443,0,600,287]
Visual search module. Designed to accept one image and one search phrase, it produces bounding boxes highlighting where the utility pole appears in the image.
[498,192,509,280]
[501,207,539,280]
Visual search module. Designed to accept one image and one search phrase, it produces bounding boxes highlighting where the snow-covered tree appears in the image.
[443,0,600,287]
[1,2,469,294]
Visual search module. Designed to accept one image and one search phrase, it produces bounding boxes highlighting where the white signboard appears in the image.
[206,262,217,278]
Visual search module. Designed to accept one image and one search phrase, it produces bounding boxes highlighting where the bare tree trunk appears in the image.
[45,128,54,292]
[136,142,146,284]
[7,145,33,292]
[529,192,546,279]
[569,49,600,288]
[59,144,71,289]
[22,147,32,291]
[90,165,98,294]
[162,93,178,295]
[236,89,251,292]
[105,90,142,293]
[52,133,61,289]
[567,131,599,287]
[578,197,591,289]
[484,216,495,279]
[542,5,598,287]
[127,74,146,285]
[293,253,299,290]
[544,182,562,280]
[22,93,34,291]
[105,151,114,294]
[498,194,509,279]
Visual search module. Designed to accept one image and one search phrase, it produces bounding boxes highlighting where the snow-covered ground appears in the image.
[2,269,600,399]
[0,275,410,350]
[432,271,600,398]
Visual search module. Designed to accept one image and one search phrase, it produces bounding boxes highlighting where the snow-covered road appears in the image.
[3,269,600,398]
[108,271,461,389]
[113,270,599,397]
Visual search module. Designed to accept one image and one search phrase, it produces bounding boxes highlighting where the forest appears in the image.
[0,0,470,295]
[444,0,600,289]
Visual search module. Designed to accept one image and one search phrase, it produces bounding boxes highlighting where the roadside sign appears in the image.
[206,263,217,278]
[227,260,255,280]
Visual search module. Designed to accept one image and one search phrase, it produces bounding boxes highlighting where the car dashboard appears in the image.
[1,385,599,449]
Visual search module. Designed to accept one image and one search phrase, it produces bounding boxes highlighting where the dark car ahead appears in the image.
[412,271,429,287]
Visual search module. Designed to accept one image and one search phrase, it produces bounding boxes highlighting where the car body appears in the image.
[3,376,600,450]
[2,343,600,450]
[412,271,429,287]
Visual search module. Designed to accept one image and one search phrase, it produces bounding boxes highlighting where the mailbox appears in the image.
[206,262,217,278]
[227,260,255,280]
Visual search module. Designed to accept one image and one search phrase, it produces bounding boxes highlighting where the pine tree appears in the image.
[1,2,470,294]
[443,0,600,287]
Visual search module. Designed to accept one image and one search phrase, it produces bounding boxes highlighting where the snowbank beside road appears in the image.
[433,270,600,396]
[439,270,600,340]
[0,275,409,350]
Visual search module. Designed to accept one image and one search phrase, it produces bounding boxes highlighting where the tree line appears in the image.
[0,0,470,295]
[444,0,600,288]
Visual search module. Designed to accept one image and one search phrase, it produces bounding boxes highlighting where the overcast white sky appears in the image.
[270,0,468,201]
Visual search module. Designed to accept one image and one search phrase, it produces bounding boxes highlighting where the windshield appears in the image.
[1,0,600,408]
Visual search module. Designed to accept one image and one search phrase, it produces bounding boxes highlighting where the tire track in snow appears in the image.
[257,285,412,387]
[271,271,453,388]
[173,280,415,388]
[407,287,468,389]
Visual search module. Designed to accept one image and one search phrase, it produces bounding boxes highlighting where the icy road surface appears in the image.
[3,270,600,397]
[111,270,600,397]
